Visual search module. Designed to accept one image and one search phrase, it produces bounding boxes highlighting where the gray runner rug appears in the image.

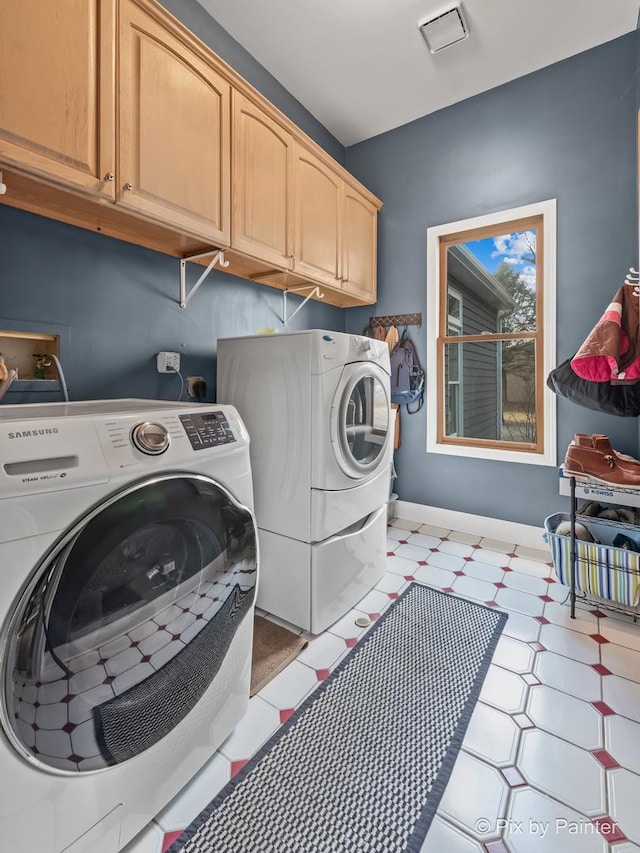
[167,583,507,853]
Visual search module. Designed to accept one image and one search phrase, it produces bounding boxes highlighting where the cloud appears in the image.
[491,230,537,263]
[520,264,537,289]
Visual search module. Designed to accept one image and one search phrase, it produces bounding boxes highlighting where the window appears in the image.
[445,289,463,435]
[426,200,556,466]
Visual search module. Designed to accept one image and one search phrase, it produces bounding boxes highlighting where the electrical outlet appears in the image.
[187,376,206,398]
[156,351,181,373]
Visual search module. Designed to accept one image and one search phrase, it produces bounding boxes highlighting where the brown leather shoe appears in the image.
[574,433,640,468]
[564,444,640,489]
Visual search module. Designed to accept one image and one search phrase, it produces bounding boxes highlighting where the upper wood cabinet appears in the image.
[292,143,379,300]
[232,98,379,305]
[293,144,342,289]
[342,185,378,303]
[118,0,230,243]
[0,0,381,306]
[0,0,116,201]
[232,92,293,268]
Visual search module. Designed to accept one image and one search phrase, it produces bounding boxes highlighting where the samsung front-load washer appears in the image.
[0,400,257,853]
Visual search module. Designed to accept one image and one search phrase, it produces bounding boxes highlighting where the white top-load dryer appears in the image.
[217,329,392,543]
[218,330,392,633]
[0,400,257,853]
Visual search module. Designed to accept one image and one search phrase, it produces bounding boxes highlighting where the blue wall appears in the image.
[0,208,343,404]
[344,33,640,526]
[1,0,345,406]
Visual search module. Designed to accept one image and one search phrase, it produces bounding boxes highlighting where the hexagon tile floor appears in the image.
[122,518,640,853]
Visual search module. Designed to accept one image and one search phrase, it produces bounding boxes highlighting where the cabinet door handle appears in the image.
[123,182,133,191]
[103,172,114,182]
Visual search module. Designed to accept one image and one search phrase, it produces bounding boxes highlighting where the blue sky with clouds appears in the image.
[464,231,537,289]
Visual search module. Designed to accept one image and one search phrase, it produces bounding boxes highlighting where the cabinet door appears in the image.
[0,0,115,200]
[232,93,293,268]
[342,185,378,303]
[293,144,342,288]
[118,0,230,243]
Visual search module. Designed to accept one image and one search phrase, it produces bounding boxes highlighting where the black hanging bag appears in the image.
[546,357,640,417]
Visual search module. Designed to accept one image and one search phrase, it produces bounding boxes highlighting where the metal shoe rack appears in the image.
[558,470,640,619]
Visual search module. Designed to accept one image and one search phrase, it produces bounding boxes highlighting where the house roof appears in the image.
[447,244,516,313]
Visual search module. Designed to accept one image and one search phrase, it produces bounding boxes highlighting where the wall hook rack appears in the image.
[179,249,229,308]
[368,312,422,329]
[281,285,324,326]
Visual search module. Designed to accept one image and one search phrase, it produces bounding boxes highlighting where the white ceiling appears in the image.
[196,0,640,146]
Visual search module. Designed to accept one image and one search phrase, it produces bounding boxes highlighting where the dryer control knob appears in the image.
[357,337,372,353]
[131,421,170,455]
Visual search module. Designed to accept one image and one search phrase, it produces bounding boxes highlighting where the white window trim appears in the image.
[426,199,557,467]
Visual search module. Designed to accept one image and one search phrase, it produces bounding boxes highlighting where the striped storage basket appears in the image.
[545,512,640,608]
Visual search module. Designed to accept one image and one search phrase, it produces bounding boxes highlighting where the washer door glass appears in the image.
[337,369,390,477]
[2,474,256,773]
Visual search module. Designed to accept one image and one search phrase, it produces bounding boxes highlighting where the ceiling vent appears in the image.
[418,3,469,54]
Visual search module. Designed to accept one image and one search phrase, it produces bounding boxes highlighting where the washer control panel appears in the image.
[179,411,236,450]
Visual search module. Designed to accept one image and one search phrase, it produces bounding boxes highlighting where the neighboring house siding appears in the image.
[462,342,498,439]
[460,289,499,440]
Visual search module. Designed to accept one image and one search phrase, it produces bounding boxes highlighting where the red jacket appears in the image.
[571,284,640,384]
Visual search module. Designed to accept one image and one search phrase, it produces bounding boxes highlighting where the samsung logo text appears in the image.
[7,428,59,439]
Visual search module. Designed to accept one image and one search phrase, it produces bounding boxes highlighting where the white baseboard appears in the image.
[392,500,545,550]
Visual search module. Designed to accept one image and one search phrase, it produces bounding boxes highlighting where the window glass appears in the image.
[426,200,556,465]
[447,291,462,332]
[443,340,537,443]
[441,219,541,451]
[445,342,461,436]
[459,230,538,333]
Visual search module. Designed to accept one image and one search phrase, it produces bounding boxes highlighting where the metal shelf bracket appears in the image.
[281,285,324,326]
[179,249,229,308]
